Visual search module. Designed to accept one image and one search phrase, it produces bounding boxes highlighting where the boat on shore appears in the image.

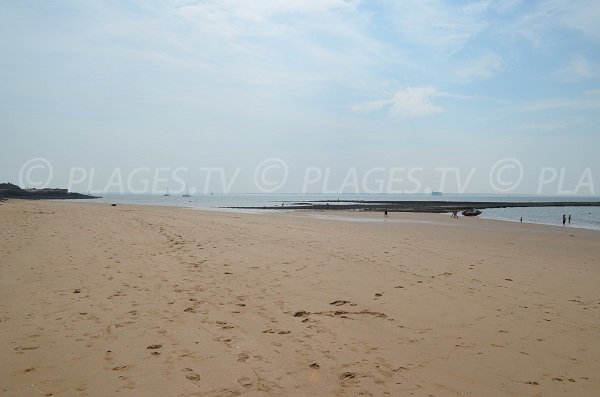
[462,209,482,217]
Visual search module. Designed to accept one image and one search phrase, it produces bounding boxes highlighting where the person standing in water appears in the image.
[568,214,572,224]
[562,214,566,226]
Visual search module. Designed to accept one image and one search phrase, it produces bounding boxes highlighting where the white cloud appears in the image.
[388,0,490,54]
[517,118,583,132]
[353,86,444,117]
[516,90,600,112]
[511,0,600,44]
[455,52,504,83]
[169,0,400,91]
[181,0,357,21]
[493,0,522,15]
[461,1,492,16]
[554,55,598,82]
[390,86,444,117]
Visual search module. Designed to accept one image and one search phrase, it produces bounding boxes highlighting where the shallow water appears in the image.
[307,213,453,227]
[481,206,600,231]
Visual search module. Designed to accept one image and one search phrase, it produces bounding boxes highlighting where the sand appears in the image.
[1,200,599,396]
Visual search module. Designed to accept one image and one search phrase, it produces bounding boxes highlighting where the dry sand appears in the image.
[1,200,599,396]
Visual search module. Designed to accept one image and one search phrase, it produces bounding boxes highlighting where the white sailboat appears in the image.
[182,185,191,198]
[164,186,170,196]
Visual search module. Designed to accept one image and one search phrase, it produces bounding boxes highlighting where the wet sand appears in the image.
[1,200,599,396]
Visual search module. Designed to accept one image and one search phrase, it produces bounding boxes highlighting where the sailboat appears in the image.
[182,186,191,198]
[164,186,170,197]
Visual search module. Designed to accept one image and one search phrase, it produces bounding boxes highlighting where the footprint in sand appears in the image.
[339,371,357,380]
[217,320,235,329]
[237,376,253,388]
[330,300,349,306]
[14,346,39,352]
[262,329,291,335]
[293,311,310,318]
[118,375,135,390]
[330,300,357,306]
[182,368,201,383]
[237,352,250,363]
[221,325,235,330]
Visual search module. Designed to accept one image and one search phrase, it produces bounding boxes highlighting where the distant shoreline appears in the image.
[0,190,99,200]
[0,182,99,200]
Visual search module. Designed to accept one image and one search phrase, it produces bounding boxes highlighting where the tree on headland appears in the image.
[0,183,21,190]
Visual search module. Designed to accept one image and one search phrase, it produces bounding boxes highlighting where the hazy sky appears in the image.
[1,0,599,194]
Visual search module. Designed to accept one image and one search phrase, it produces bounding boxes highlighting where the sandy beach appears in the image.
[1,200,599,396]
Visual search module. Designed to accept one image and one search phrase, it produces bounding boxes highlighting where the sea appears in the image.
[74,193,600,231]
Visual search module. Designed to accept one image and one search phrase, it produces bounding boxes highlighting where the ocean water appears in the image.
[480,206,600,230]
[73,193,600,231]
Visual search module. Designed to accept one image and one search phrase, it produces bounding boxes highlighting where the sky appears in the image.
[1,0,599,194]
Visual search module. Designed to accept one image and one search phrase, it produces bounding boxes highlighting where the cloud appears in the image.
[454,52,504,82]
[492,0,522,14]
[353,86,444,117]
[553,55,598,82]
[176,0,357,22]
[516,90,600,112]
[390,86,444,117]
[387,0,490,54]
[510,0,600,44]
[169,0,399,90]
[517,118,583,132]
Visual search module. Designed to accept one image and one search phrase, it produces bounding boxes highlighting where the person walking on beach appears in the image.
[384,209,388,220]
[568,214,572,224]
[562,214,566,226]
[520,216,523,223]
